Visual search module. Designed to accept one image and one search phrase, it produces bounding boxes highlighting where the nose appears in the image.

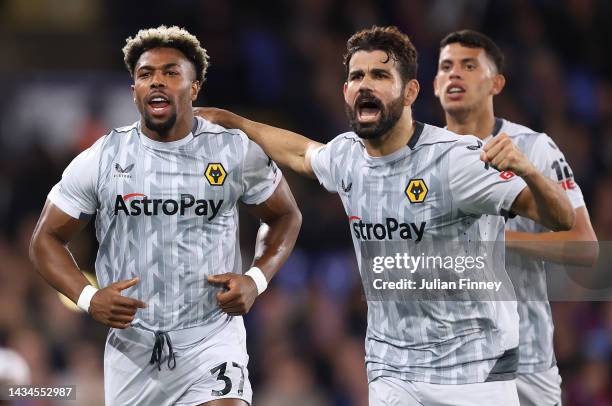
[358,74,374,92]
[150,71,166,88]
[448,65,461,80]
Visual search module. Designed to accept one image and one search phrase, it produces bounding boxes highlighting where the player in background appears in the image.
[29,26,301,406]
[195,26,575,405]
[434,29,598,406]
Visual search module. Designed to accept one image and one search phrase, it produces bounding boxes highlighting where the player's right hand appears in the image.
[89,278,147,329]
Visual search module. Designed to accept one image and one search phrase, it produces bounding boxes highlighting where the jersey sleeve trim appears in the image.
[500,180,527,215]
[310,145,326,182]
[48,184,95,220]
[241,168,283,205]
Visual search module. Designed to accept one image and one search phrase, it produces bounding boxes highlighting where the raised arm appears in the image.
[208,178,302,315]
[506,205,599,266]
[194,107,322,178]
[481,133,575,231]
[30,201,146,328]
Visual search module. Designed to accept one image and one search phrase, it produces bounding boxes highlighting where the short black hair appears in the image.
[440,30,504,73]
[344,26,418,84]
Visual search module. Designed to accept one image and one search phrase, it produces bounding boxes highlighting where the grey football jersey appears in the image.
[310,122,526,384]
[48,117,281,332]
[497,119,585,373]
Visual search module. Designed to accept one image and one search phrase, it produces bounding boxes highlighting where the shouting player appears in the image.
[434,29,598,406]
[196,26,575,405]
[29,26,301,406]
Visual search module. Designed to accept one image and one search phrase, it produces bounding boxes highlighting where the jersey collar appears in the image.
[407,121,425,149]
[137,118,198,150]
[491,117,504,137]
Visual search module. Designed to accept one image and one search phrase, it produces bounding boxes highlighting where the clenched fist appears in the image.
[89,278,147,329]
[481,133,536,177]
[208,273,258,316]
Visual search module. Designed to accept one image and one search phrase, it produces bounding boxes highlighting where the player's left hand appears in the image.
[193,107,231,128]
[481,133,536,177]
[207,273,259,316]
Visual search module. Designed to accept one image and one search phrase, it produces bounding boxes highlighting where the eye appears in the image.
[166,70,179,76]
[138,71,151,78]
[439,64,451,72]
[373,71,387,79]
[465,63,476,71]
[349,72,363,81]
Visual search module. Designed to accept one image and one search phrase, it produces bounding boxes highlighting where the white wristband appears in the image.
[245,267,268,295]
[77,285,98,313]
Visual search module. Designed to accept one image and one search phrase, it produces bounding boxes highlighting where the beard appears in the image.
[345,91,405,140]
[143,109,177,138]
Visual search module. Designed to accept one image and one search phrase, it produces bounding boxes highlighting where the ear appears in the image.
[343,81,349,103]
[191,80,201,101]
[491,74,505,96]
[433,75,441,98]
[404,79,420,107]
[131,84,136,104]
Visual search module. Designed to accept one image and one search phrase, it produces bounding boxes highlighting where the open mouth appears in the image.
[147,94,171,115]
[446,84,466,100]
[356,98,382,123]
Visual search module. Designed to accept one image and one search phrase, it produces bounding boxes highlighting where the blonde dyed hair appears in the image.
[123,25,209,83]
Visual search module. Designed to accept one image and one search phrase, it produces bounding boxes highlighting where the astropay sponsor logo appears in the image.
[349,216,426,242]
[114,193,223,221]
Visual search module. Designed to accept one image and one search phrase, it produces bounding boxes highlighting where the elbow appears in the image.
[562,208,576,231]
[291,207,303,237]
[28,229,41,267]
[284,205,302,245]
[578,230,599,267]
[584,241,600,267]
[552,206,575,232]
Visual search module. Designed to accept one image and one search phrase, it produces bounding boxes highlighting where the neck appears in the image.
[363,109,415,157]
[140,111,194,142]
[445,103,495,140]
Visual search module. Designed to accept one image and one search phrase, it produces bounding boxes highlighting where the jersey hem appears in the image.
[366,369,517,385]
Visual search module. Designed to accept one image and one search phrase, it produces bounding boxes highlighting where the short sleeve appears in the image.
[449,137,527,216]
[309,144,336,193]
[241,139,283,205]
[47,139,103,219]
[526,134,585,210]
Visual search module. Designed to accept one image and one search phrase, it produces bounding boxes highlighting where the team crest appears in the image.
[405,179,428,203]
[205,163,227,186]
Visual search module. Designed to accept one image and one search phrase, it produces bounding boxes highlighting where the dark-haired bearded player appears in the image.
[196,25,575,405]
[30,25,301,406]
[434,29,597,406]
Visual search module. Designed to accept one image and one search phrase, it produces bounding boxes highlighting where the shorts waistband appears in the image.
[114,316,234,347]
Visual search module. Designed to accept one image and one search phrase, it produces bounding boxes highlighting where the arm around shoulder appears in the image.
[194,107,322,178]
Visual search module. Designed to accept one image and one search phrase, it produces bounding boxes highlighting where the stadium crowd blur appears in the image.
[1,1,611,405]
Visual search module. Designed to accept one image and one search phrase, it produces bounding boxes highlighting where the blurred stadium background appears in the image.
[0,0,611,404]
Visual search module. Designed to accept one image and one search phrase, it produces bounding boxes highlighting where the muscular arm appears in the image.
[208,178,302,315]
[194,107,322,178]
[481,133,574,231]
[29,200,92,303]
[30,200,146,328]
[246,178,302,281]
[506,207,599,266]
[509,171,574,231]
